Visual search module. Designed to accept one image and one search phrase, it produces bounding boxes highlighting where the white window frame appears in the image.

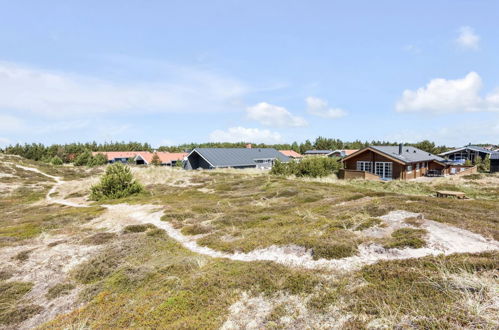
[407,165,413,173]
[356,161,372,172]
[416,163,420,171]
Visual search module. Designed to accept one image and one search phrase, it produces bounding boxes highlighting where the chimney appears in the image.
[398,143,403,155]
[246,143,252,149]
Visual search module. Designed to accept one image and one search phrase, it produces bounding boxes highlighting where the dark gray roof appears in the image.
[370,146,445,164]
[190,148,289,167]
[303,150,333,154]
[439,145,495,156]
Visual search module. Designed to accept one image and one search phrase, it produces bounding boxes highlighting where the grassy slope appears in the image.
[0,155,105,326]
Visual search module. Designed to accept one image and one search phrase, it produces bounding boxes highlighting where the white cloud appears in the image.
[456,26,480,50]
[306,97,348,118]
[246,102,307,127]
[0,61,248,117]
[209,126,282,143]
[396,72,499,114]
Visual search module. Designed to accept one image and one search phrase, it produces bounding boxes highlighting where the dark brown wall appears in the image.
[343,150,404,179]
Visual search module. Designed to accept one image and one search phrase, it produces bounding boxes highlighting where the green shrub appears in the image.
[50,156,63,165]
[88,153,108,167]
[90,163,144,200]
[74,150,92,166]
[271,157,340,178]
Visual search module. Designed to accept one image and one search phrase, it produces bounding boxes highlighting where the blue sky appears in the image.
[1,0,499,147]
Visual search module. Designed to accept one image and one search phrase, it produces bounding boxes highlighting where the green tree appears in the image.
[90,163,144,200]
[150,153,161,166]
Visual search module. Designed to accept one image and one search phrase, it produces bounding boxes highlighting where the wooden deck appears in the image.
[436,190,466,199]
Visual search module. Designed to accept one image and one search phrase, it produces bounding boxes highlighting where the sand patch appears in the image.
[0,233,102,330]
[221,292,353,329]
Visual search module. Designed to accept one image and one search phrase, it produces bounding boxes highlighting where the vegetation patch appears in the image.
[349,252,499,328]
[46,283,76,300]
[82,232,116,245]
[355,217,383,230]
[44,233,326,329]
[12,249,34,262]
[72,246,129,284]
[0,269,14,281]
[271,157,341,178]
[123,224,156,234]
[181,224,212,235]
[0,304,43,326]
[384,228,428,249]
[0,281,34,325]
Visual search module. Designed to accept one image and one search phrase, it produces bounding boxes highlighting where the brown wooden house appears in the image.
[341,145,448,180]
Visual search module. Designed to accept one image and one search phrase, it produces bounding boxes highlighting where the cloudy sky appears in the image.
[1,0,499,147]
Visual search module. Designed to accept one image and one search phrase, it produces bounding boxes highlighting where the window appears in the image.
[407,165,413,172]
[375,162,393,179]
[416,163,420,171]
[356,161,372,172]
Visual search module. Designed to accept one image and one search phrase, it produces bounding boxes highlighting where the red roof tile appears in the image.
[279,150,303,158]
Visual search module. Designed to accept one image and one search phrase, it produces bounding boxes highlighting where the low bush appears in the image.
[50,156,63,165]
[271,157,340,178]
[90,163,144,200]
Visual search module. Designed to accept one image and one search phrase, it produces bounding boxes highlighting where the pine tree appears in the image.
[151,153,161,166]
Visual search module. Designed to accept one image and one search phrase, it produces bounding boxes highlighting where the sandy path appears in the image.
[15,165,87,208]
[15,165,499,272]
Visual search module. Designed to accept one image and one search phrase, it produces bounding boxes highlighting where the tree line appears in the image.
[2,142,152,163]
[158,138,449,155]
[1,138,449,163]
